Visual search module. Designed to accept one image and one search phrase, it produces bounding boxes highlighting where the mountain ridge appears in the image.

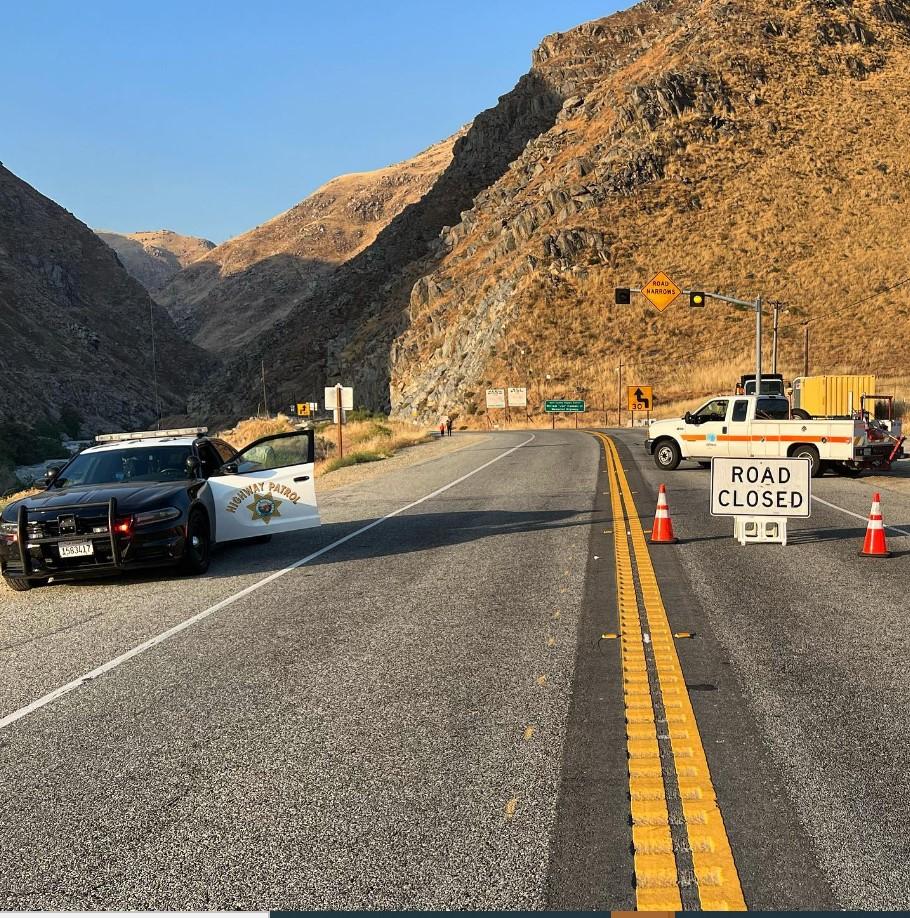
[0,165,209,432]
[175,0,910,420]
[95,229,215,294]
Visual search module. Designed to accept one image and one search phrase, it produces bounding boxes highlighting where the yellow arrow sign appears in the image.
[628,386,653,411]
[641,272,681,312]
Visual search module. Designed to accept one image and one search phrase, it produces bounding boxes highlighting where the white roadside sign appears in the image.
[324,386,354,410]
[485,388,506,409]
[507,387,527,407]
[710,457,811,518]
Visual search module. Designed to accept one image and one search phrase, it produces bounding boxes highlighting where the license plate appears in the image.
[58,541,94,558]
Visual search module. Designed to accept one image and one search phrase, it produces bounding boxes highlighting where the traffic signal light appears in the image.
[615,287,631,305]
[689,291,706,307]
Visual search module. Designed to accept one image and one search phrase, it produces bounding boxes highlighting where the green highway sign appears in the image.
[545,400,586,413]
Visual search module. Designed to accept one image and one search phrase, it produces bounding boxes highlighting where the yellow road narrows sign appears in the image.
[642,271,681,312]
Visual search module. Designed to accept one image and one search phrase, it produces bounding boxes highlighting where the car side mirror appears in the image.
[44,465,63,487]
[683,412,693,424]
[186,455,201,477]
[220,462,239,475]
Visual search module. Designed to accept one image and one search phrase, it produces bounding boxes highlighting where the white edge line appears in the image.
[812,494,910,537]
[1,433,536,731]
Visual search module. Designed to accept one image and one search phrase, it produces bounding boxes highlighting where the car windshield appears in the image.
[52,446,193,487]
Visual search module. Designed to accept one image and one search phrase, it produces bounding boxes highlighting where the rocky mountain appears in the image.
[157,133,463,355]
[194,0,910,420]
[95,229,215,294]
[0,164,209,431]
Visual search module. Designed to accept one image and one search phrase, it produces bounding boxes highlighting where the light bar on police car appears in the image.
[95,427,208,443]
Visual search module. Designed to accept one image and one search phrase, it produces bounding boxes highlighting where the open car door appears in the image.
[207,430,319,543]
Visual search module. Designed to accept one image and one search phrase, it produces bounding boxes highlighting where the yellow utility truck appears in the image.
[791,375,876,417]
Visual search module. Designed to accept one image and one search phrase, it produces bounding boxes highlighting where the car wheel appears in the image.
[181,510,211,575]
[791,444,821,478]
[654,439,681,471]
[3,574,47,593]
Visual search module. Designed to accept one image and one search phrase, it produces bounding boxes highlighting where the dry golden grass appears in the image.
[318,419,432,474]
[217,415,295,449]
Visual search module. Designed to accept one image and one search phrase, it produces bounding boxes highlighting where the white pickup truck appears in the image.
[646,395,904,477]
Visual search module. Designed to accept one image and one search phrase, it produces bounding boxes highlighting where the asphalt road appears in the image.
[0,428,907,909]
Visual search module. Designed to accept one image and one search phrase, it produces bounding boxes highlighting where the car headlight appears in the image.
[1,521,18,544]
[132,507,181,527]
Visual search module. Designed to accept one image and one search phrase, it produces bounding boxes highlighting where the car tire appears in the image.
[791,444,821,478]
[3,575,36,592]
[181,509,211,575]
[654,439,681,471]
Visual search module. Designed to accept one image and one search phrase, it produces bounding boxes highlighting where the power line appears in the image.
[779,274,910,329]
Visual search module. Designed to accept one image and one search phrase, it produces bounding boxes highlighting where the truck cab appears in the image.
[738,374,785,396]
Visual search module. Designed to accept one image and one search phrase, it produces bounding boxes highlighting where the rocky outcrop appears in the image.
[389,0,910,418]
[0,165,210,430]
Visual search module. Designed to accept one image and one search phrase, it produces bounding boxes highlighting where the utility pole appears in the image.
[616,356,624,428]
[771,301,782,375]
[803,324,810,377]
[335,383,344,459]
[754,294,763,396]
[261,359,269,417]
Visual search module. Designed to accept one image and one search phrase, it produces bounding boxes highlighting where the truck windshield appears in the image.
[51,446,193,488]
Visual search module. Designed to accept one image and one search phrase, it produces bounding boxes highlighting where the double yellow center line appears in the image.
[595,433,746,912]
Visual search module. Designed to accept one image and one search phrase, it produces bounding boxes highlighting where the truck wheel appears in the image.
[791,408,812,420]
[180,510,211,575]
[654,439,681,471]
[791,444,821,478]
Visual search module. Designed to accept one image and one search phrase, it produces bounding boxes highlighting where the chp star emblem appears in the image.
[246,493,283,524]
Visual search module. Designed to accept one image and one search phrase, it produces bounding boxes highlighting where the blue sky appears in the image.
[3,1,625,242]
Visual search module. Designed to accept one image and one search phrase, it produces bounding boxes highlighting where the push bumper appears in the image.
[1,497,185,583]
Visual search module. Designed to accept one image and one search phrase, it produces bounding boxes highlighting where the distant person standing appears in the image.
[446,415,453,437]
[439,416,447,438]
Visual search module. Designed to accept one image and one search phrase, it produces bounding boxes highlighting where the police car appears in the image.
[0,427,319,591]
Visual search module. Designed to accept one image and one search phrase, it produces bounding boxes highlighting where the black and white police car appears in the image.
[0,426,319,591]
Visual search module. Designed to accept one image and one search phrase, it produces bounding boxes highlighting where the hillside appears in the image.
[95,229,215,293]
[194,0,910,421]
[0,164,210,433]
[158,133,463,355]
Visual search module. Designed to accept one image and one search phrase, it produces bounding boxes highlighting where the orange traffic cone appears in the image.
[651,484,678,544]
[859,492,891,558]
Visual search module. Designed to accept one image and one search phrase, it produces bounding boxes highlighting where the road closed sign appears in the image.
[710,457,811,518]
